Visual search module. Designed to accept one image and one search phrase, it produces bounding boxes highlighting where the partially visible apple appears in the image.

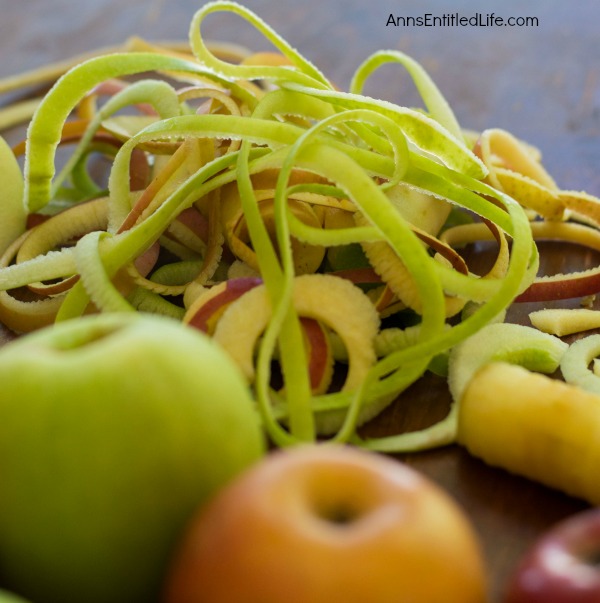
[0,591,31,603]
[0,313,265,603]
[163,445,488,603]
[505,508,600,603]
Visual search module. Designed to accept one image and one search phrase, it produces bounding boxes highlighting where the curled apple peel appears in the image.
[0,0,597,452]
[183,276,263,334]
[212,273,379,433]
[560,334,600,395]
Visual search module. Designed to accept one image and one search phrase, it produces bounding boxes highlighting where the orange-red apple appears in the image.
[163,445,488,603]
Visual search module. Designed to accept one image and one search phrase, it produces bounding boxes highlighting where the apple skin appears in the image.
[163,445,488,603]
[515,272,600,302]
[184,277,263,334]
[505,508,600,603]
[299,317,333,394]
[0,591,31,603]
[0,313,265,603]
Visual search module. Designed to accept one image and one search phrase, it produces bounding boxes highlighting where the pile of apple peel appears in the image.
[1,0,600,458]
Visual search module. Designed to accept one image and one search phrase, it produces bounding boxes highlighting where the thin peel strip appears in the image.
[74,231,135,314]
[213,274,380,435]
[0,233,66,333]
[16,198,108,295]
[561,335,600,395]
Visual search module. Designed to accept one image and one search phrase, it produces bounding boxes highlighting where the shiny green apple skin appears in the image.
[0,313,265,603]
[0,590,31,603]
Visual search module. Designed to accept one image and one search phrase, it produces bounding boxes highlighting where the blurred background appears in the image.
[2,0,598,192]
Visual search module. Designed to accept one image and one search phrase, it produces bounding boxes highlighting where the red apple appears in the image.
[505,508,600,603]
[163,445,488,603]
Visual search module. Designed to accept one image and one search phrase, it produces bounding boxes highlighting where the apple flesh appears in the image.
[505,508,600,603]
[0,313,265,603]
[164,445,488,603]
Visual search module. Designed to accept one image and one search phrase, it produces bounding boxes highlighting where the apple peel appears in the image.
[16,197,108,296]
[213,273,379,394]
[184,276,263,335]
[448,322,568,404]
[0,0,569,451]
[0,233,67,333]
[560,334,600,395]
[475,128,558,191]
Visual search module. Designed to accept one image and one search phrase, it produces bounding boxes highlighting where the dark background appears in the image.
[2,1,599,600]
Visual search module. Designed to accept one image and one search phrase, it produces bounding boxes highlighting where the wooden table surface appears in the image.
[2,1,599,601]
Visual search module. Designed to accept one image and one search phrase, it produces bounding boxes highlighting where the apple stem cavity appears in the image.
[314,500,363,527]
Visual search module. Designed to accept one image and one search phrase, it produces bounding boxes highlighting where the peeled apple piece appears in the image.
[0,313,265,603]
[458,362,600,504]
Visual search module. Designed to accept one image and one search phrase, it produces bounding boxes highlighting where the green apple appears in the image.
[0,590,31,603]
[0,313,265,603]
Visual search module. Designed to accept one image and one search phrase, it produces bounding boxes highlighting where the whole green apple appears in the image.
[0,313,265,603]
